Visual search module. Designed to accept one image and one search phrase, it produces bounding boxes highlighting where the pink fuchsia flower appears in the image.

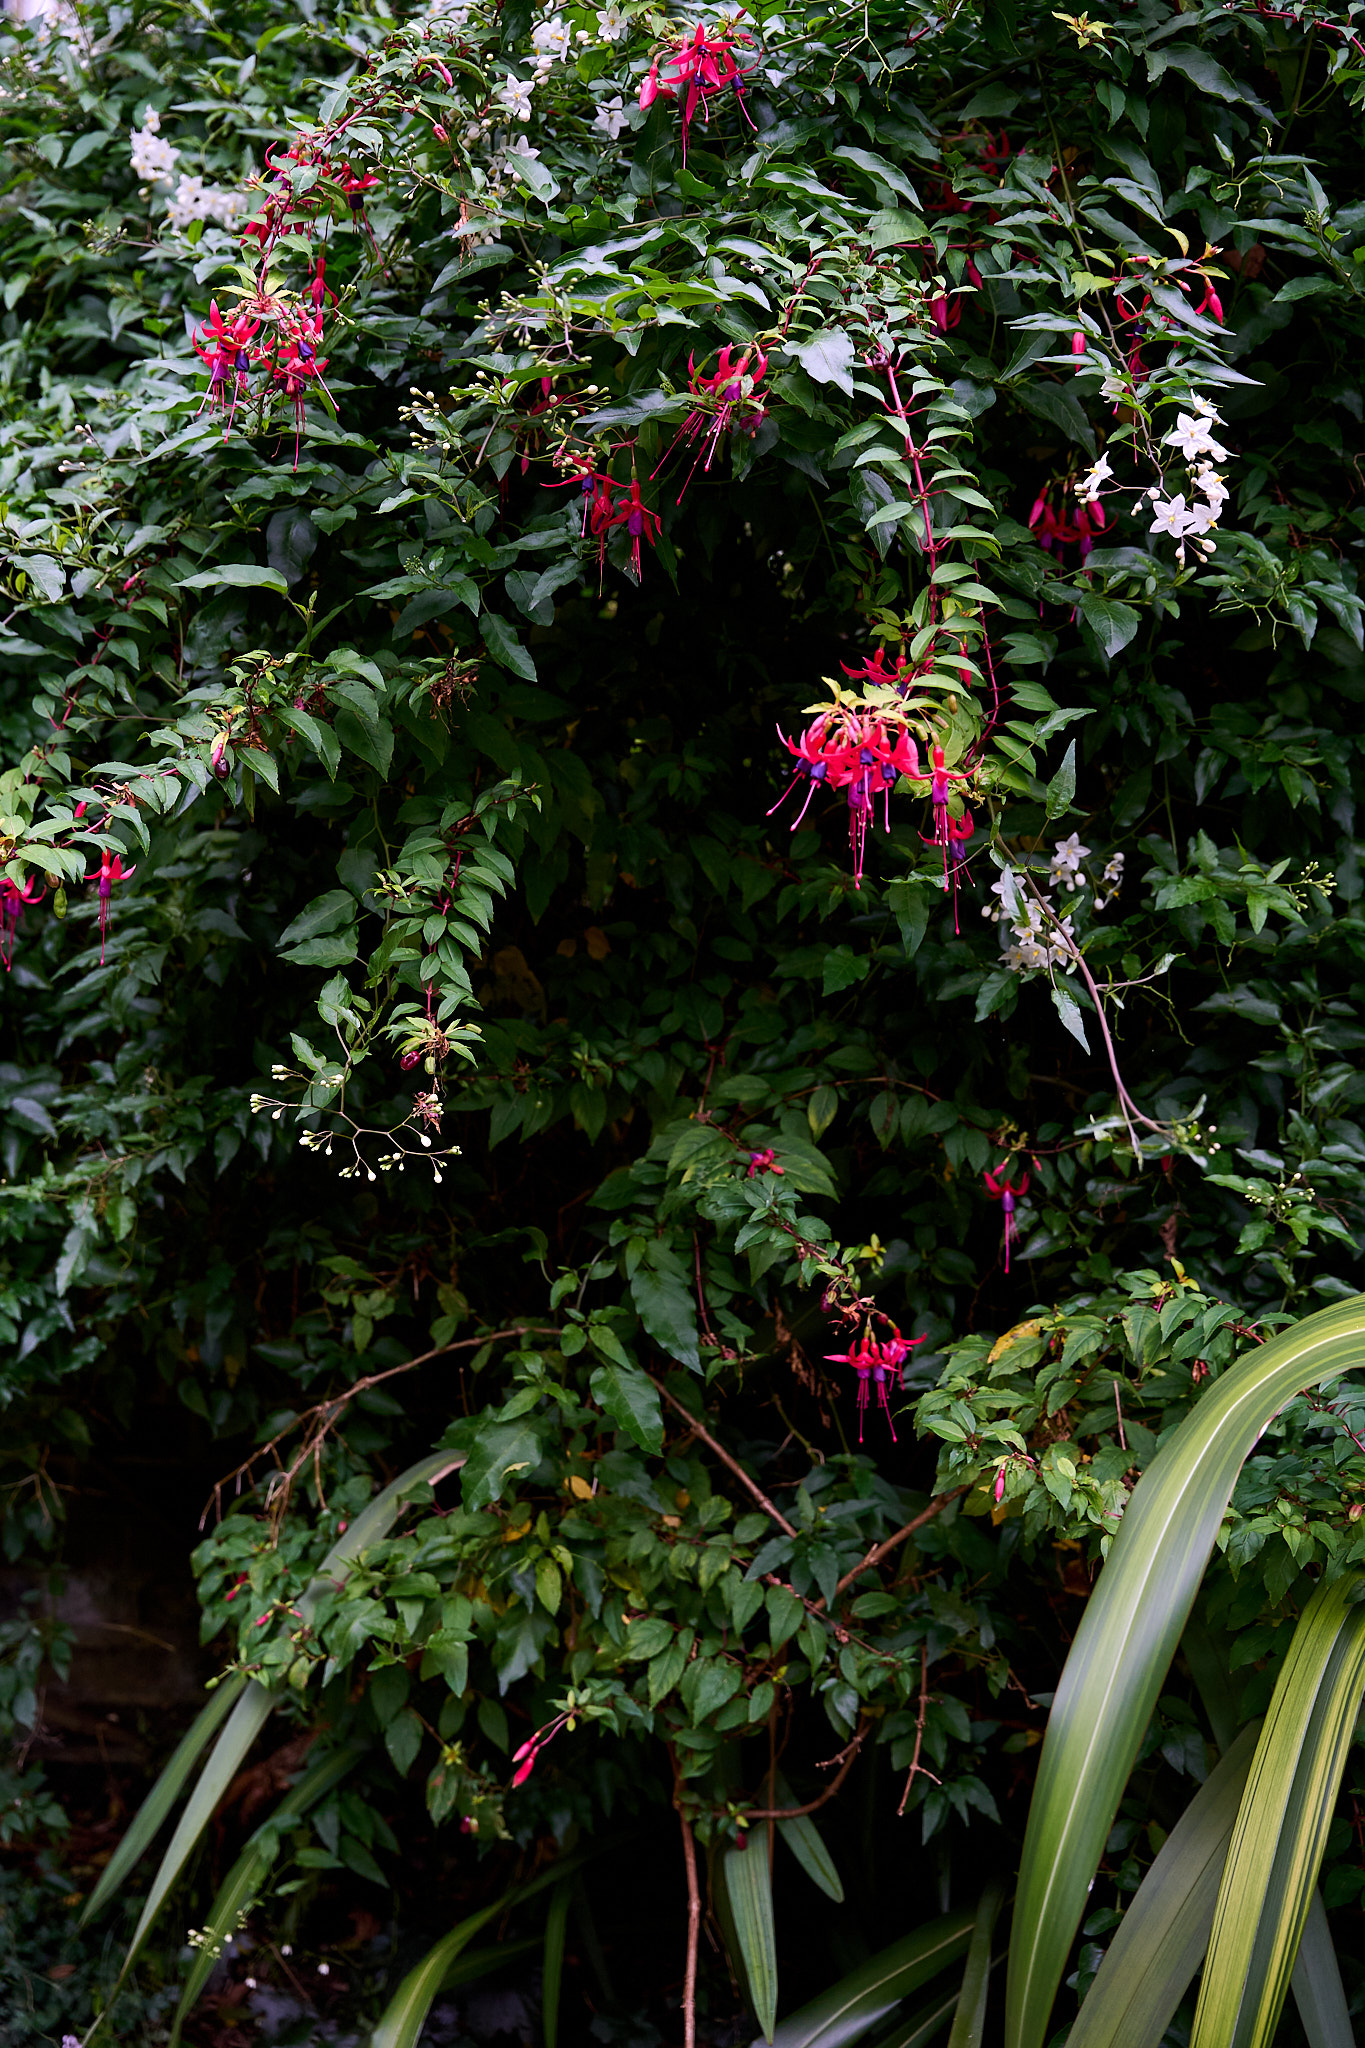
[0,874,43,972]
[824,1324,927,1442]
[603,480,661,580]
[658,345,769,499]
[84,848,136,964]
[746,1147,783,1178]
[927,744,971,884]
[273,311,336,469]
[647,20,755,160]
[921,806,975,933]
[511,1709,573,1787]
[983,1161,1030,1273]
[770,709,922,885]
[1027,479,1106,563]
[193,300,259,437]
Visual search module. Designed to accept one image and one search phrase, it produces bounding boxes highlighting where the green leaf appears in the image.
[168,1744,364,2044]
[1077,594,1141,660]
[1067,1725,1259,2048]
[589,1362,664,1452]
[277,888,356,949]
[179,563,289,593]
[371,1849,598,2048]
[483,611,538,680]
[1005,1296,1365,2048]
[1050,985,1089,1053]
[1290,1892,1353,2048]
[770,1910,975,2048]
[1192,1573,1365,2048]
[725,1839,779,2042]
[773,1775,844,1902]
[945,1884,1005,2048]
[80,1674,247,1924]
[1044,740,1076,820]
[543,1875,574,2048]
[630,1252,701,1371]
[462,1420,544,1508]
[790,328,856,394]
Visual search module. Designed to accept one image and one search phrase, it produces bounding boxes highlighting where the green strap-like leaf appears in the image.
[945,1885,1005,2048]
[1290,1891,1354,2048]
[725,1840,779,2043]
[773,1774,844,1903]
[1005,1294,1365,2048]
[1192,1572,1365,2048]
[117,1452,460,1991]
[542,1875,574,2048]
[1067,1723,1258,2048]
[862,1983,965,2048]
[80,1672,247,1926]
[168,1743,365,2044]
[766,1909,975,2048]
[371,1845,601,2048]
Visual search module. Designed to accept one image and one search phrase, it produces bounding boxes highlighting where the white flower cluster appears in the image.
[130,108,177,181]
[1048,831,1090,892]
[1078,453,1110,506]
[166,174,245,232]
[1099,850,1124,904]
[1149,397,1230,557]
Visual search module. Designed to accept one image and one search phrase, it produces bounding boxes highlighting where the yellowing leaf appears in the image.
[988,1318,1045,1365]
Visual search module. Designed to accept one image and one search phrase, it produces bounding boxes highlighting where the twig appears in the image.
[202,1325,558,1529]
[826,1487,969,1604]
[650,1376,798,1538]
[897,1648,940,1817]
[671,1753,702,2048]
[742,1719,870,1819]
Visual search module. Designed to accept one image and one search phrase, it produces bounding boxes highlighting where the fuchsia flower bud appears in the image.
[994,1466,1007,1504]
[1071,330,1086,354]
[210,731,230,777]
[432,122,449,142]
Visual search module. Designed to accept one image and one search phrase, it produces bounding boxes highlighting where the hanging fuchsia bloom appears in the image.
[274,311,336,468]
[658,346,769,500]
[646,18,756,159]
[1028,480,1106,564]
[770,710,922,884]
[553,469,616,540]
[927,744,971,882]
[85,848,136,964]
[746,1147,783,1178]
[511,1709,573,1787]
[840,647,917,694]
[983,1162,1030,1273]
[921,806,975,933]
[824,1324,927,1442]
[193,301,259,437]
[603,480,661,579]
[0,874,43,972]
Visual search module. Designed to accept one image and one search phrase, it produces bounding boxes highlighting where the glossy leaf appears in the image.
[80,1672,246,1925]
[1289,1892,1353,2048]
[543,1875,574,2048]
[1006,1296,1365,2048]
[766,1909,974,2048]
[1192,1571,1365,2048]
[725,1839,779,2042]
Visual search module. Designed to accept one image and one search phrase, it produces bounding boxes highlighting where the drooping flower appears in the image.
[983,1162,1030,1273]
[1028,477,1106,562]
[643,19,755,159]
[769,709,922,885]
[603,480,661,580]
[824,1325,926,1442]
[746,1147,783,1179]
[193,300,259,436]
[0,874,43,972]
[656,345,768,498]
[85,848,136,964]
[928,744,971,885]
[273,311,336,468]
[921,806,975,932]
[510,1708,573,1786]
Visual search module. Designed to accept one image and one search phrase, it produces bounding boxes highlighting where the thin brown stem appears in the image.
[743,1719,870,1819]
[650,1376,798,1538]
[827,1487,969,1603]
[897,1648,940,1817]
[203,1325,558,1528]
[672,1757,701,2048]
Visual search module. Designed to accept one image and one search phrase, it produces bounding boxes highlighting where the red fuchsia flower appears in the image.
[746,1147,783,1178]
[273,311,336,469]
[840,646,918,695]
[603,480,661,580]
[983,1162,1031,1274]
[84,848,136,965]
[1027,480,1106,564]
[510,1709,573,1787]
[210,729,231,778]
[921,806,975,933]
[658,346,769,500]
[551,468,616,539]
[928,744,971,883]
[0,874,43,972]
[645,19,756,161]
[770,709,922,885]
[193,300,259,437]
[824,1324,927,1442]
